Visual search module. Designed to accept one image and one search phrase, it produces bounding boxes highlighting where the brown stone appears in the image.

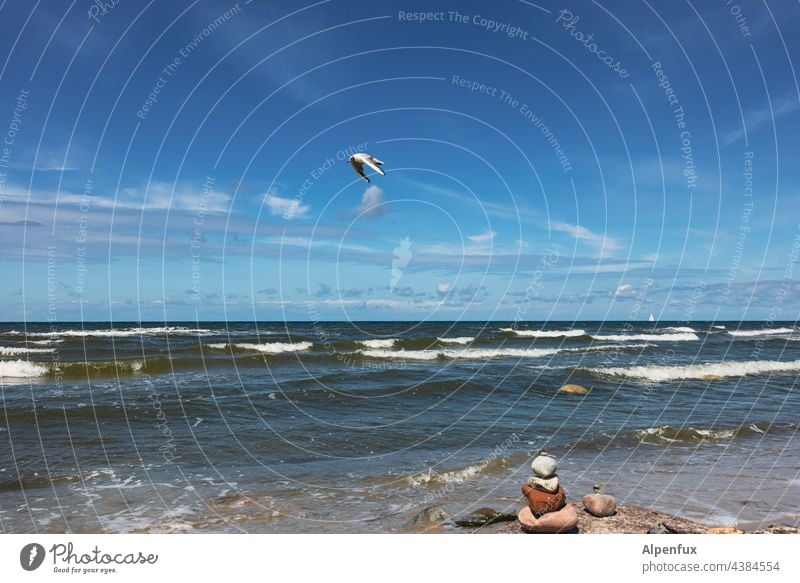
[518,504,578,533]
[558,384,590,395]
[706,527,744,534]
[582,493,617,517]
[526,475,559,493]
[522,484,566,517]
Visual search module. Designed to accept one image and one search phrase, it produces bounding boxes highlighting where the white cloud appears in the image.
[353,185,385,218]
[613,283,634,297]
[436,282,452,294]
[265,192,309,219]
[468,230,496,243]
[552,220,620,258]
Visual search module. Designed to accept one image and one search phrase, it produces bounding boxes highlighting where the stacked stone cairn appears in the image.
[518,451,578,533]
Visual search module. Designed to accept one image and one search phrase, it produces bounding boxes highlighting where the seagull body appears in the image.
[348,153,386,183]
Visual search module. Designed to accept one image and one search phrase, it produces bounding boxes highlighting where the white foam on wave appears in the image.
[436,336,475,345]
[360,343,641,361]
[663,326,696,333]
[590,359,800,382]
[361,347,561,360]
[0,360,48,378]
[356,339,396,349]
[27,326,213,338]
[727,327,795,337]
[500,327,586,338]
[0,346,56,355]
[407,461,491,486]
[207,342,313,354]
[591,332,699,342]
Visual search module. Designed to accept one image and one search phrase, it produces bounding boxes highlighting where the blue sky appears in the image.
[1,0,799,321]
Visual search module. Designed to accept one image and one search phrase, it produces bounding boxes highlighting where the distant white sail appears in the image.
[648,312,655,322]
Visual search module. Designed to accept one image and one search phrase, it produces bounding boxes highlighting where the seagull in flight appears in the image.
[348,153,386,183]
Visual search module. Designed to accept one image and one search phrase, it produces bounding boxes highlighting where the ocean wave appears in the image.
[360,343,643,361]
[663,326,696,333]
[207,342,313,354]
[0,346,57,356]
[500,327,586,338]
[361,347,562,360]
[356,339,396,349]
[0,360,49,378]
[24,326,213,338]
[407,457,508,486]
[436,336,475,344]
[590,332,699,342]
[633,423,788,444]
[727,327,795,337]
[587,359,800,382]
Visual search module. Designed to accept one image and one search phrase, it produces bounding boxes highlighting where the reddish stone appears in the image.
[521,484,566,517]
[582,493,617,517]
[518,505,578,533]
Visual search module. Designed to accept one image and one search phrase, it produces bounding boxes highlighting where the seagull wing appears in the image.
[363,156,386,176]
[349,159,370,182]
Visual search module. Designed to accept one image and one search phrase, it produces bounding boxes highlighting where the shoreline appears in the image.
[475,503,799,534]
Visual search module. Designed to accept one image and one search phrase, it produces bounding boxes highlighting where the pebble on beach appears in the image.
[558,384,590,395]
[517,504,578,533]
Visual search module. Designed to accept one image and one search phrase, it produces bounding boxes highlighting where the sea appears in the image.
[1,321,798,533]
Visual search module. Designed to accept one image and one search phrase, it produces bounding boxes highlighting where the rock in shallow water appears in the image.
[582,493,617,517]
[558,384,590,395]
[454,507,517,527]
[522,484,566,517]
[518,504,578,533]
[531,452,558,478]
[412,506,451,525]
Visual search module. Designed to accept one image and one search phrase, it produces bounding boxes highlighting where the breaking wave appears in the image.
[587,359,800,382]
[633,423,794,444]
[0,360,49,378]
[206,342,313,353]
[356,339,397,349]
[0,346,57,356]
[436,336,475,344]
[590,332,699,342]
[727,327,795,337]
[23,326,213,338]
[500,328,587,338]
[360,343,646,361]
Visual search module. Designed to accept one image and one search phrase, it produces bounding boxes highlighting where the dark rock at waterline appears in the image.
[455,507,517,527]
[412,506,452,525]
[647,521,679,534]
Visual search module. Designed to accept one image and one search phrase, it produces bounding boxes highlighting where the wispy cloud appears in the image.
[264,191,309,218]
[468,230,496,243]
[552,220,620,258]
[723,96,800,147]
